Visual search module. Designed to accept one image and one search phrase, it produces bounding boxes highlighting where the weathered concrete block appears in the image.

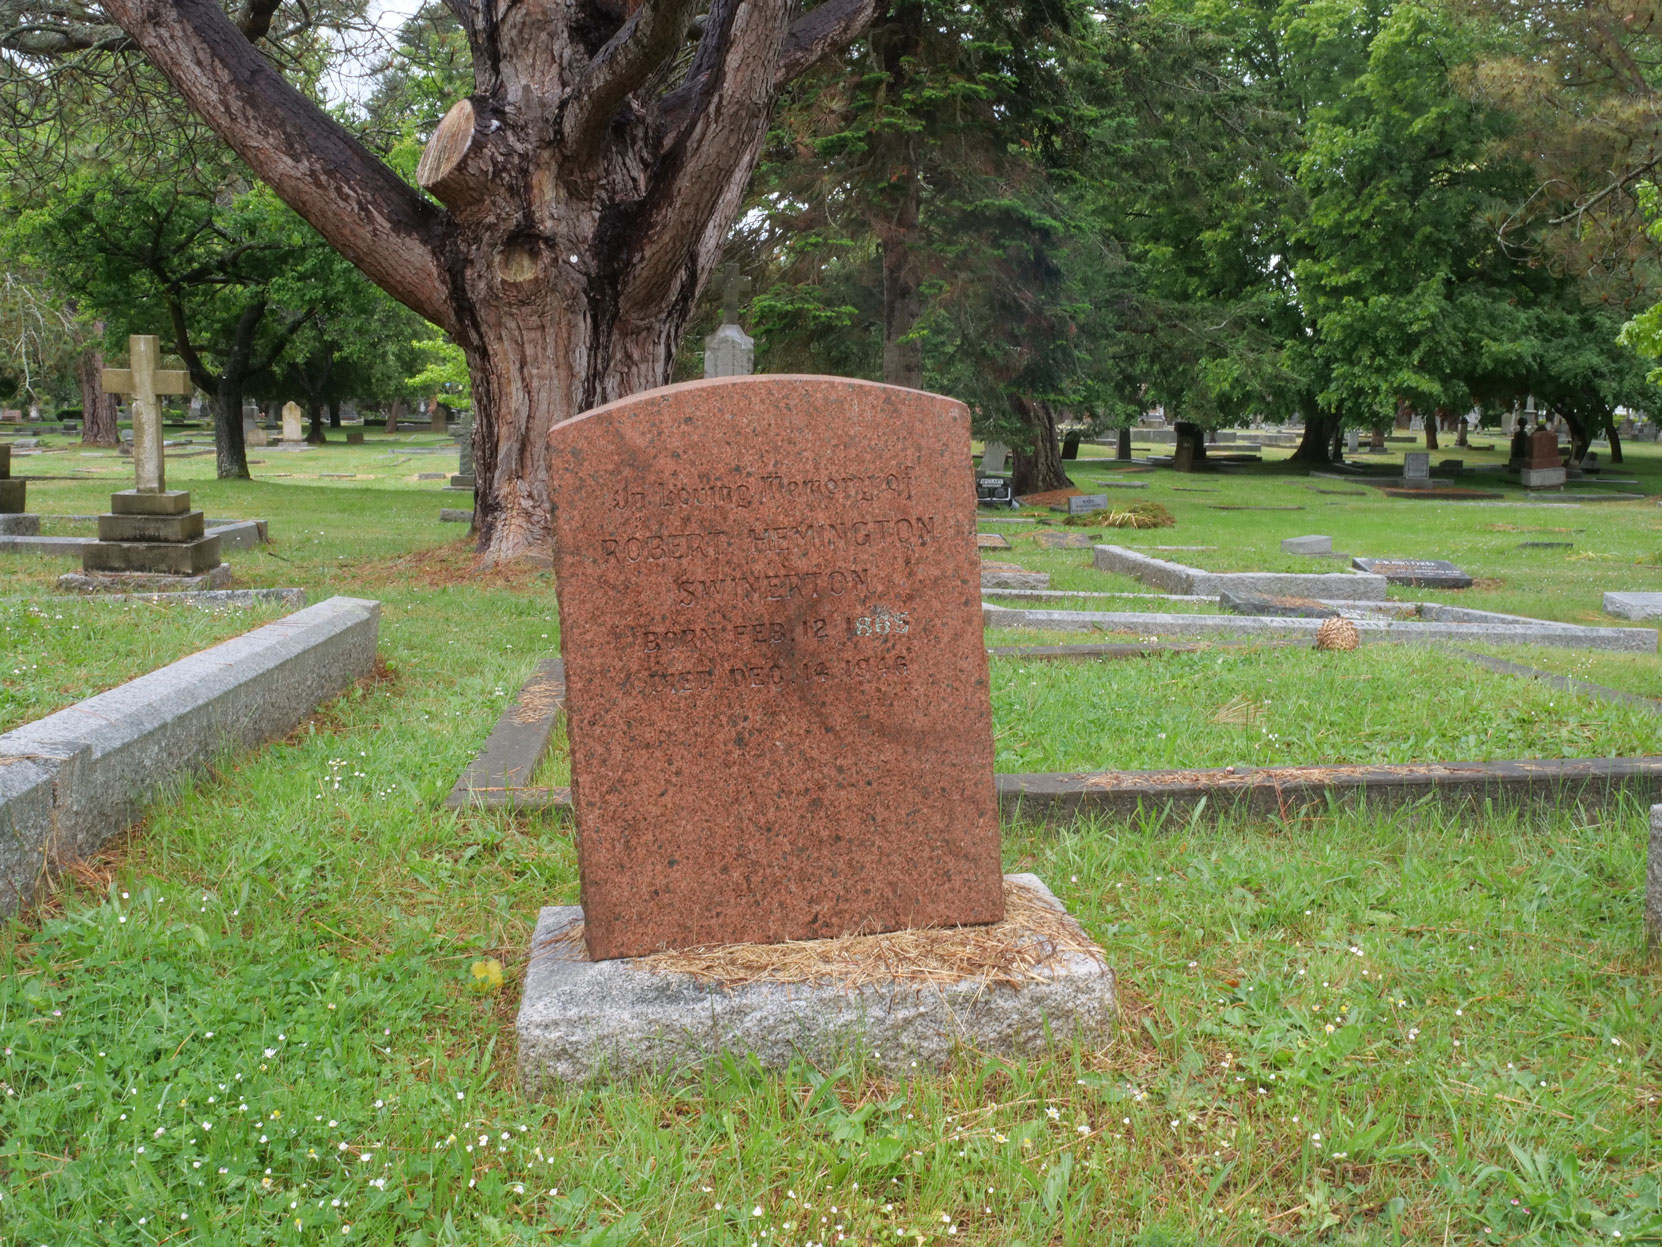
[58,565,233,593]
[82,534,221,575]
[0,479,25,513]
[1605,592,1662,622]
[1281,535,1333,556]
[1520,467,1566,489]
[206,521,265,550]
[109,490,191,516]
[517,874,1114,1090]
[0,513,39,536]
[97,510,205,543]
[0,596,379,914]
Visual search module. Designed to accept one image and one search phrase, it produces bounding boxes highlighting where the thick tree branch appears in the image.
[1,0,294,56]
[563,0,701,161]
[774,0,879,88]
[622,0,795,319]
[98,0,456,333]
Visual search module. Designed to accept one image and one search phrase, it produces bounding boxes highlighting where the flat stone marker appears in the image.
[1352,557,1474,589]
[546,376,1003,960]
[977,532,1011,549]
[1065,494,1108,515]
[1035,530,1098,549]
[1603,592,1662,621]
[1281,535,1333,556]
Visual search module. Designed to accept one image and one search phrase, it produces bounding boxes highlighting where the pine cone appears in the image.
[1315,616,1360,652]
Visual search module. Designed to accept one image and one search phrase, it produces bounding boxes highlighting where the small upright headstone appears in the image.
[1345,428,1359,454]
[1520,428,1566,489]
[1508,424,1529,468]
[281,402,304,443]
[0,442,37,535]
[449,414,476,490]
[703,263,755,379]
[544,376,1003,960]
[1399,452,1432,489]
[346,430,365,446]
[1061,431,1081,460]
[1281,534,1333,556]
[1065,494,1108,516]
[430,403,448,433]
[980,441,1009,475]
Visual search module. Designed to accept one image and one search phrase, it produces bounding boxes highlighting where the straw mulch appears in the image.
[546,879,1102,992]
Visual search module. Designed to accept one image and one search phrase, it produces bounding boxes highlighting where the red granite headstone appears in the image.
[1528,428,1561,469]
[548,376,1004,960]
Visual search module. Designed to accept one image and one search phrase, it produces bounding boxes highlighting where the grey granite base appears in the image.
[982,571,1050,591]
[1605,592,1662,622]
[58,564,232,593]
[1649,806,1662,950]
[517,873,1115,1090]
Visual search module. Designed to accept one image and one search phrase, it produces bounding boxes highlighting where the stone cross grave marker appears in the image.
[101,335,190,493]
[703,262,756,380]
[547,375,1004,960]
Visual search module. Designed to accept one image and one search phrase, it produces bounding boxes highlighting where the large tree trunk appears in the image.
[1424,414,1439,451]
[385,399,402,433]
[1608,418,1624,464]
[875,7,923,389]
[307,397,327,444]
[328,397,341,429]
[1009,398,1071,496]
[213,376,249,480]
[1117,426,1131,460]
[101,0,881,565]
[77,342,118,447]
[1289,411,1335,465]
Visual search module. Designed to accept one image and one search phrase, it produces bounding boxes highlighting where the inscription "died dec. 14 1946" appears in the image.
[547,375,1003,961]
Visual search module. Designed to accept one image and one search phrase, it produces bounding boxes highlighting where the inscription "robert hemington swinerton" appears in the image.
[600,516,936,564]
[607,469,915,514]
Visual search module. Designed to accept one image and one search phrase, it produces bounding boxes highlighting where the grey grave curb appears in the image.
[0,588,306,610]
[1449,649,1662,713]
[1092,543,1387,599]
[516,874,1114,1089]
[980,603,1658,653]
[997,758,1662,824]
[0,519,266,557]
[0,595,379,916]
[444,658,569,811]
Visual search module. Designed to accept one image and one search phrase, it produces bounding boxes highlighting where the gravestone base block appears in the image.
[516,874,1115,1090]
[0,513,39,536]
[0,479,25,512]
[1519,467,1566,489]
[58,563,232,594]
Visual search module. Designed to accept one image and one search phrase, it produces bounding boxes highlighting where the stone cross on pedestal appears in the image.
[101,335,190,493]
[704,262,755,379]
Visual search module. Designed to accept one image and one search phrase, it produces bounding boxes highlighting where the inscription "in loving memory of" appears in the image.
[607,468,915,514]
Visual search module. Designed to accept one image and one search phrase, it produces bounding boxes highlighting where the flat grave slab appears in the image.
[1352,557,1473,588]
[446,658,567,810]
[1604,592,1662,621]
[977,532,1012,549]
[1034,531,1099,549]
[1281,535,1332,556]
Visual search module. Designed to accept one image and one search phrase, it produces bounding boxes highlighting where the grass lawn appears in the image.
[1,422,1659,1244]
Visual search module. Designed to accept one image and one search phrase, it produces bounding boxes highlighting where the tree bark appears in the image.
[385,399,402,433]
[1329,423,1344,462]
[77,342,118,446]
[213,375,249,480]
[1117,427,1131,461]
[1009,398,1071,495]
[328,397,341,429]
[99,0,882,565]
[1608,418,1624,463]
[307,397,327,444]
[1424,414,1439,451]
[876,6,923,389]
[1289,411,1335,465]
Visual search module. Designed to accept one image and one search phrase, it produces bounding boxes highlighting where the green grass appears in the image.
[1,596,294,732]
[2,425,1661,1243]
[990,644,1662,772]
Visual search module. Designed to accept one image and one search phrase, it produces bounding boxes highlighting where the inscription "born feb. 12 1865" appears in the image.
[547,375,1003,961]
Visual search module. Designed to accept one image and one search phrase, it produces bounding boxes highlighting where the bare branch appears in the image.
[98,0,457,333]
[563,0,701,161]
[773,0,878,89]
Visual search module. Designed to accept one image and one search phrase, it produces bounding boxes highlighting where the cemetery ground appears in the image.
[1,426,1660,1243]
